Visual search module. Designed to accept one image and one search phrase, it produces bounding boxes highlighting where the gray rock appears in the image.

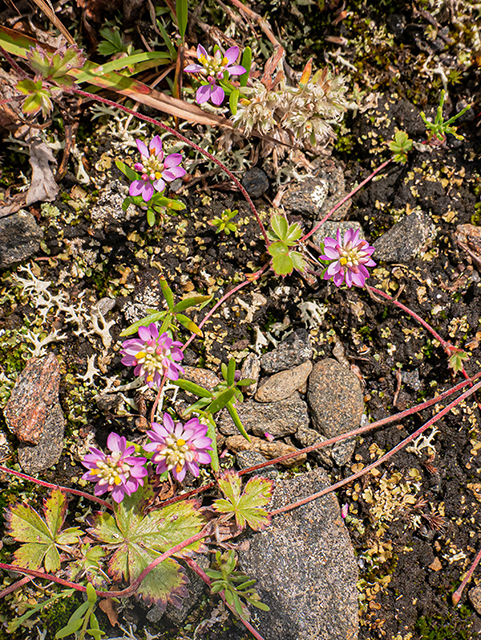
[373,210,434,263]
[0,209,43,268]
[308,359,364,440]
[295,423,356,467]
[182,366,221,391]
[240,353,260,396]
[241,167,269,198]
[217,393,309,437]
[17,403,65,474]
[255,361,312,402]
[282,159,351,222]
[312,221,364,252]
[469,585,481,615]
[401,369,421,391]
[225,435,306,468]
[238,468,358,640]
[90,180,137,228]
[235,450,278,480]
[261,329,312,374]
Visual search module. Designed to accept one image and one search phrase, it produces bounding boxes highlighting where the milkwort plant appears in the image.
[0,7,477,639]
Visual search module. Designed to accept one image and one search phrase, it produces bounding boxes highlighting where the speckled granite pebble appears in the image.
[240,352,260,395]
[469,585,481,615]
[217,392,309,437]
[181,366,221,391]
[308,359,364,440]
[255,361,313,402]
[261,328,312,374]
[17,404,65,474]
[296,424,356,467]
[225,435,306,467]
[238,467,358,640]
[312,221,365,252]
[373,209,434,263]
[0,209,43,268]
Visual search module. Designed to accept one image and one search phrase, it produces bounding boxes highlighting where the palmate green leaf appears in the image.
[268,241,306,276]
[87,485,206,605]
[267,214,303,245]
[7,489,81,572]
[213,470,273,531]
[448,349,469,373]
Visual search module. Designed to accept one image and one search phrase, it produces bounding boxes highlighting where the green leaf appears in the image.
[7,489,81,572]
[173,378,213,398]
[87,485,206,606]
[206,418,219,472]
[206,388,235,414]
[157,20,177,59]
[239,47,251,87]
[86,583,97,604]
[290,251,307,273]
[268,214,288,241]
[269,243,293,276]
[160,276,175,310]
[7,590,75,633]
[229,88,240,115]
[115,159,139,181]
[448,350,469,373]
[226,402,250,441]
[173,295,212,312]
[119,311,167,337]
[226,358,236,386]
[176,0,189,39]
[213,470,273,530]
[56,619,84,638]
[176,313,203,336]
[147,208,156,227]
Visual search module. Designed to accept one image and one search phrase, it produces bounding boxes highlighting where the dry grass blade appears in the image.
[29,0,76,46]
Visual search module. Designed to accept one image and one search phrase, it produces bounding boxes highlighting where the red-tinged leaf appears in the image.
[213,470,273,531]
[7,489,81,572]
[87,485,206,605]
[299,58,312,85]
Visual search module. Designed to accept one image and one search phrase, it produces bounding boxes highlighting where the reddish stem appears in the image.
[0,524,213,599]
[452,546,481,605]
[300,158,393,244]
[0,576,32,598]
[150,373,167,423]
[0,465,113,510]
[270,378,481,516]
[71,88,269,245]
[185,557,267,640]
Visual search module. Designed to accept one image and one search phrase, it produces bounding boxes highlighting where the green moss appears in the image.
[416,604,474,639]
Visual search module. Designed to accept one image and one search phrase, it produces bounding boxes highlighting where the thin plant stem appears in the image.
[183,264,269,351]
[150,373,167,423]
[0,45,29,78]
[0,576,32,599]
[156,373,480,508]
[452,546,481,605]
[270,378,481,516]
[0,465,113,510]
[300,158,393,244]
[185,557,267,640]
[0,524,213,598]
[71,88,269,244]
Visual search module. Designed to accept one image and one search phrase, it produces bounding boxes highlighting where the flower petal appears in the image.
[164,153,183,168]
[226,64,246,76]
[224,46,239,64]
[149,135,163,156]
[197,44,208,59]
[184,63,203,73]
[210,84,225,105]
[136,139,149,158]
[129,179,147,197]
[163,167,185,181]
[153,178,166,192]
[141,182,154,202]
[196,84,212,104]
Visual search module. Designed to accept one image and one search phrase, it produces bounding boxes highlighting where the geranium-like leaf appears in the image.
[7,489,81,572]
[448,350,469,373]
[87,484,206,606]
[267,214,302,246]
[65,544,107,588]
[213,470,273,531]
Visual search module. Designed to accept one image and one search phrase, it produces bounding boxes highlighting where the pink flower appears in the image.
[121,324,184,387]
[184,45,246,106]
[81,433,148,503]
[129,135,185,202]
[144,414,213,482]
[341,503,349,519]
[320,228,376,288]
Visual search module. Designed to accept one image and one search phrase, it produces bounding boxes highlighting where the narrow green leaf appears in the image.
[77,51,171,81]
[226,358,236,386]
[115,159,139,181]
[176,0,189,39]
[160,276,175,310]
[86,583,97,604]
[239,47,251,87]
[226,402,250,441]
[119,311,166,337]
[56,619,84,638]
[207,388,235,414]
[173,295,212,312]
[229,88,240,115]
[173,379,213,398]
[67,600,91,624]
[206,418,219,472]
[147,208,156,227]
[157,20,177,59]
[176,313,203,336]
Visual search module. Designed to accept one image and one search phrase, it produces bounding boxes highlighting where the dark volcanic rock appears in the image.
[238,467,358,640]
[261,328,312,373]
[0,209,43,268]
[241,167,270,198]
[373,210,434,263]
[308,359,364,439]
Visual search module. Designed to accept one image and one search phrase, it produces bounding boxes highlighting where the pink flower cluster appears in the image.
[121,324,184,388]
[184,45,245,106]
[129,135,185,202]
[320,228,376,288]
